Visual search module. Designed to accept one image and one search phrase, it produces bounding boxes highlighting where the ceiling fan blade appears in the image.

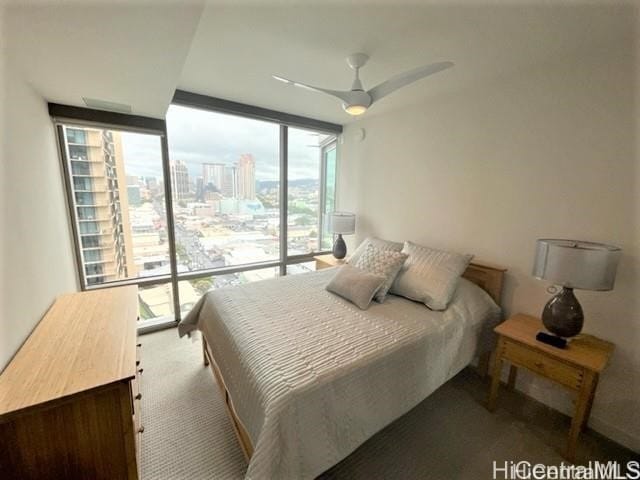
[272,75,352,103]
[367,61,454,103]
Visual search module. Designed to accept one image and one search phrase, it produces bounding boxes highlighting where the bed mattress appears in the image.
[178,268,500,479]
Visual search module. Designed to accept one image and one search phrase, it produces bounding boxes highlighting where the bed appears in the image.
[178,261,506,480]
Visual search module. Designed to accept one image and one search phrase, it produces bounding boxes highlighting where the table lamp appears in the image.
[330,212,356,259]
[532,239,621,345]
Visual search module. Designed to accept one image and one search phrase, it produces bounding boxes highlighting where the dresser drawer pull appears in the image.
[136,360,140,366]
[138,426,145,434]
[135,393,142,400]
[138,368,144,375]
[137,343,142,348]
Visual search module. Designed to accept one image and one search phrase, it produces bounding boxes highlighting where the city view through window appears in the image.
[60,106,337,325]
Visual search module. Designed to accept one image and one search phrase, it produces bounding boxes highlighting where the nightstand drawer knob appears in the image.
[138,368,144,375]
[138,426,144,434]
[135,393,142,400]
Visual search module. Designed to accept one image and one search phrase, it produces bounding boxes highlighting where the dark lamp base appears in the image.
[541,286,584,338]
[333,234,347,260]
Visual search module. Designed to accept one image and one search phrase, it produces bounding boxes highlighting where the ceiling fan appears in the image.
[273,53,454,116]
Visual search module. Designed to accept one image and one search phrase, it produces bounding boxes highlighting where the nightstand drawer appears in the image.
[502,340,584,390]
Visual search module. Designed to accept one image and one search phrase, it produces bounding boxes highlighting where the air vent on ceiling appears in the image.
[82,97,132,114]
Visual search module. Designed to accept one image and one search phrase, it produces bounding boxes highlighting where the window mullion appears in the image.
[319,144,327,250]
[279,125,288,276]
[160,133,182,321]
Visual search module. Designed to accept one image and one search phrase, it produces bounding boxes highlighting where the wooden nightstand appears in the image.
[314,253,346,270]
[487,314,614,462]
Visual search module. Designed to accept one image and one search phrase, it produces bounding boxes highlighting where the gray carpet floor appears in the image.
[140,328,636,480]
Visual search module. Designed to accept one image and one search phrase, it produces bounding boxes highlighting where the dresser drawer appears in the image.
[502,340,584,390]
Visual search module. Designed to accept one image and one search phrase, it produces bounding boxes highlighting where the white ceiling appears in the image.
[3,1,634,123]
[179,2,633,125]
[4,2,204,118]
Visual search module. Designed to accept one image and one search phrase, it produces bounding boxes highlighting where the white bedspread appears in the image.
[178,269,500,480]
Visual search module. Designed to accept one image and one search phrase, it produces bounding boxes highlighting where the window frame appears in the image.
[51,96,343,331]
[319,138,338,250]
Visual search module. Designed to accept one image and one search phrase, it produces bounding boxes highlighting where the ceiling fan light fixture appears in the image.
[343,104,368,116]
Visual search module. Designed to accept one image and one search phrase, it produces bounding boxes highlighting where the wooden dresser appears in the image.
[0,286,142,479]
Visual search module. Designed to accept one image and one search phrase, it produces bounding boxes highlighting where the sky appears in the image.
[121,105,333,181]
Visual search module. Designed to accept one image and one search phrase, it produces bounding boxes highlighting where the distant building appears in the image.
[236,154,256,200]
[218,198,265,215]
[202,163,224,191]
[203,162,236,198]
[195,177,205,201]
[127,185,142,206]
[222,166,236,198]
[170,160,189,200]
[126,175,140,186]
[145,176,158,190]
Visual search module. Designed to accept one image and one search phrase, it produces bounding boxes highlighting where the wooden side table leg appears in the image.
[477,351,491,379]
[202,336,210,367]
[507,365,518,390]
[487,338,505,412]
[566,370,597,462]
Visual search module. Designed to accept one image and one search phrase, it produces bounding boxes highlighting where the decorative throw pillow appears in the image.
[354,245,408,302]
[347,237,404,266]
[325,265,386,310]
[390,241,473,311]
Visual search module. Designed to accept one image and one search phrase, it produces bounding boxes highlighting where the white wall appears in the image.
[338,36,639,450]
[0,8,78,370]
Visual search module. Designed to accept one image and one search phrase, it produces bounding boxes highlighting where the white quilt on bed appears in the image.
[178,269,500,480]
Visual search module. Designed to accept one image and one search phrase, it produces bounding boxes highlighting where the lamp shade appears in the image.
[532,239,621,291]
[330,212,356,235]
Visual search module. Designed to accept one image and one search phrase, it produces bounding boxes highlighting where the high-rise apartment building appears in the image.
[222,166,236,198]
[65,127,135,284]
[203,162,236,198]
[202,162,224,191]
[170,159,190,200]
[236,154,256,200]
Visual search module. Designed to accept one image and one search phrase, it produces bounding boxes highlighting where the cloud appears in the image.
[121,105,334,182]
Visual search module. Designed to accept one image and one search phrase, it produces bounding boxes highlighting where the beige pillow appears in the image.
[354,245,408,303]
[326,265,386,310]
[391,241,473,310]
[347,237,403,266]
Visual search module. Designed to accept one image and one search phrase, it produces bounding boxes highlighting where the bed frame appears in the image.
[201,260,507,461]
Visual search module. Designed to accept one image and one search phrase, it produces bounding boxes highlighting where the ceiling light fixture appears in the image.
[343,104,367,116]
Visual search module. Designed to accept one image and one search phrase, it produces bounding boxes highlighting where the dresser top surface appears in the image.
[0,286,139,416]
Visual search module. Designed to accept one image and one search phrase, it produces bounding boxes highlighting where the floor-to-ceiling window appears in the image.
[165,103,338,306]
[166,106,281,273]
[58,123,178,325]
[54,95,341,330]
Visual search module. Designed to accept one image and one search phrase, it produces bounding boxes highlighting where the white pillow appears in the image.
[348,237,403,265]
[390,241,473,310]
[325,265,386,310]
[354,244,408,303]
